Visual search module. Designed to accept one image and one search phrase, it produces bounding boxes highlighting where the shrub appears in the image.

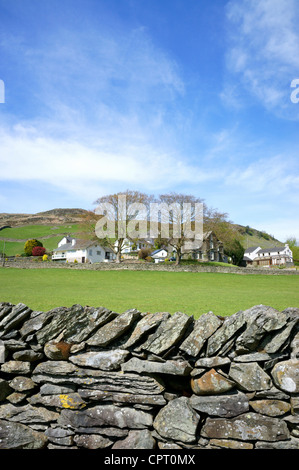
[32,246,46,257]
[24,239,43,256]
[138,248,152,259]
[42,254,48,261]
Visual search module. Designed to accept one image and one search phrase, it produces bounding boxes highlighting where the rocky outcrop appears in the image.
[0,302,298,449]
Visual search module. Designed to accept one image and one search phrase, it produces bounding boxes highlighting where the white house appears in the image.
[243,244,293,267]
[115,238,154,254]
[150,248,168,263]
[243,246,262,263]
[52,236,116,263]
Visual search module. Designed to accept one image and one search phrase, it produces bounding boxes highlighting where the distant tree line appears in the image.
[80,189,245,266]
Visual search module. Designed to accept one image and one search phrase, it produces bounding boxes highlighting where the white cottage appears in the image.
[52,236,116,263]
[150,248,168,263]
[243,244,293,267]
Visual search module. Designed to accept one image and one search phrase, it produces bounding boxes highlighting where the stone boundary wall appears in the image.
[0,302,298,449]
[2,258,299,275]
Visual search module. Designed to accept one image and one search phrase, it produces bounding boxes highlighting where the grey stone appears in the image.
[233,352,271,362]
[201,412,289,441]
[0,303,32,337]
[74,426,128,438]
[290,331,299,358]
[9,376,36,392]
[0,419,47,449]
[0,340,5,363]
[229,362,272,391]
[210,439,253,449]
[29,392,86,410]
[1,360,31,375]
[87,309,141,347]
[36,305,118,344]
[190,391,249,417]
[249,399,291,416]
[195,356,231,368]
[206,310,246,356]
[153,397,200,443]
[141,311,192,355]
[261,318,299,354]
[20,309,57,338]
[0,303,13,322]
[271,359,299,393]
[0,403,59,424]
[291,396,299,415]
[124,312,170,348]
[74,433,113,449]
[112,429,156,449]
[69,349,129,370]
[33,361,165,394]
[255,437,299,449]
[45,427,74,446]
[121,356,192,375]
[40,383,77,395]
[2,338,27,351]
[12,349,43,362]
[6,392,27,404]
[180,312,222,357]
[78,389,166,406]
[235,305,287,352]
[58,405,153,429]
[255,386,290,400]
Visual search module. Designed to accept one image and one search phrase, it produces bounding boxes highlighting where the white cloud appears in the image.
[224,0,299,117]
[0,123,216,204]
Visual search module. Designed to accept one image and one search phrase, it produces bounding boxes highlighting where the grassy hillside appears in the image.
[0,223,82,256]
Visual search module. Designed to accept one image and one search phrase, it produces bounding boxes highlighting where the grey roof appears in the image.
[151,248,167,255]
[257,246,286,254]
[53,239,99,252]
[244,246,261,254]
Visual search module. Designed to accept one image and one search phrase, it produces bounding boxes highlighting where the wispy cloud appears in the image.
[223,0,299,118]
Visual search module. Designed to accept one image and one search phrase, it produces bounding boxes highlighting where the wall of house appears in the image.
[0,302,298,449]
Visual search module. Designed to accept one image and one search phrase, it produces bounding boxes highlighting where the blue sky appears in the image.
[0,0,298,242]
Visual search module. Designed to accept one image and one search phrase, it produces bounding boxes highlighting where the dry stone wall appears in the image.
[0,301,298,449]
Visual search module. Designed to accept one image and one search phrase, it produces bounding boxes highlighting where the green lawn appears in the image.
[0,268,298,318]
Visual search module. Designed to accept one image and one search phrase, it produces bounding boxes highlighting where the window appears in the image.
[96,250,101,255]
[89,249,93,255]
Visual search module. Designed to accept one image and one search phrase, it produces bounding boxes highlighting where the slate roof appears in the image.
[257,246,286,254]
[53,238,112,252]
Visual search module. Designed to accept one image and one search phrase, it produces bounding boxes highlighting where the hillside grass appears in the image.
[0,268,298,318]
[0,224,82,256]
[0,223,80,239]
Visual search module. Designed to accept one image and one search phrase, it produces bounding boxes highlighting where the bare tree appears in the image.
[152,192,204,265]
[94,190,154,263]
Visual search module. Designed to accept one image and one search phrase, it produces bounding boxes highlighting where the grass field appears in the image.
[0,268,298,318]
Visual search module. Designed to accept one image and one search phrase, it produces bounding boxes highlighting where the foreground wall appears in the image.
[0,302,298,449]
